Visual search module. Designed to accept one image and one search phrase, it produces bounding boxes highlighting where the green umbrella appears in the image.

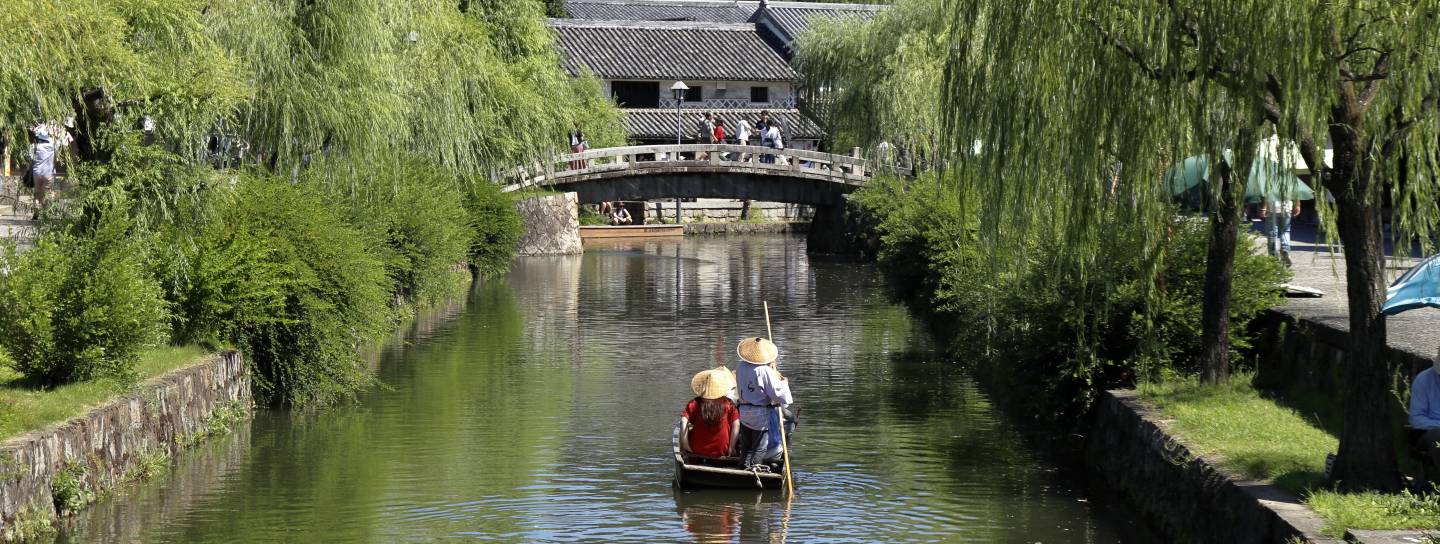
[1165,151,1315,203]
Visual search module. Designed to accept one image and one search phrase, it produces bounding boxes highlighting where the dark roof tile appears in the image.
[565,0,757,23]
[754,2,885,46]
[550,20,798,82]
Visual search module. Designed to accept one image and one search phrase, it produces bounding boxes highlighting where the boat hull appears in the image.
[672,419,787,490]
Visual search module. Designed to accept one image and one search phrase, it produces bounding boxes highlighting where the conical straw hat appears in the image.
[690,368,735,399]
[736,337,778,365]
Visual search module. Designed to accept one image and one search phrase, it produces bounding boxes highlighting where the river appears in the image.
[62,234,1151,543]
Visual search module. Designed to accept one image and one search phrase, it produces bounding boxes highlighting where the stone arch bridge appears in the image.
[500,144,902,253]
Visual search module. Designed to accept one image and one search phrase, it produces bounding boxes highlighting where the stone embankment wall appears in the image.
[515,192,582,256]
[641,200,812,223]
[683,222,809,235]
[0,351,250,541]
[1251,309,1433,397]
[1087,390,1338,544]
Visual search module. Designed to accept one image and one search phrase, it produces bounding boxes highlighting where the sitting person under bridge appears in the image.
[609,204,632,225]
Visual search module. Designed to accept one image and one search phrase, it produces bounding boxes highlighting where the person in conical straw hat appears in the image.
[733,337,794,470]
[680,368,740,459]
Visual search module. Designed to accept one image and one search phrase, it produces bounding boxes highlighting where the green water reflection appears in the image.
[64,235,1146,543]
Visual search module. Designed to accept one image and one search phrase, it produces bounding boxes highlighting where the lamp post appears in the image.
[669,81,688,224]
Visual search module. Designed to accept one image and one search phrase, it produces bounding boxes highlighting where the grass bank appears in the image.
[1137,374,1440,536]
[0,345,210,441]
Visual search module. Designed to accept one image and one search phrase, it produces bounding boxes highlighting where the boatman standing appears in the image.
[734,336,793,470]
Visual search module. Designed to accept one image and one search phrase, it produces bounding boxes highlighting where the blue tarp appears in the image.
[1383,254,1440,315]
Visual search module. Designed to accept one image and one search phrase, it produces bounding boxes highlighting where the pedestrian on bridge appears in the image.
[736,119,753,162]
[714,119,727,160]
[569,124,588,171]
[697,113,716,160]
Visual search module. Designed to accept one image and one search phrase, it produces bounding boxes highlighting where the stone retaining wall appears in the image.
[683,222,809,235]
[1087,390,1340,544]
[1251,309,1433,397]
[515,192,582,256]
[0,351,250,541]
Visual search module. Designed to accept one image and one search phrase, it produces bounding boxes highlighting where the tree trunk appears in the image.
[1326,132,1403,493]
[1199,162,1244,384]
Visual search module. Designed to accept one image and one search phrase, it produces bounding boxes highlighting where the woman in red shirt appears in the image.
[681,368,739,459]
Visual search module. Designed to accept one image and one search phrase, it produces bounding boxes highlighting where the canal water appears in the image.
[63,235,1150,543]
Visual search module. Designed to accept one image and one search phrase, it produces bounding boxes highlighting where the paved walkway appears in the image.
[1252,218,1439,362]
[0,178,38,250]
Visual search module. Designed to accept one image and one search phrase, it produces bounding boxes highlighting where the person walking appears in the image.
[736,119,753,162]
[25,125,56,217]
[762,123,783,165]
[713,119,727,160]
[1260,197,1301,267]
[568,125,588,171]
[696,113,716,160]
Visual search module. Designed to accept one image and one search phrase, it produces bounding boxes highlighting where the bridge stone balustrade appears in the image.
[499,144,906,255]
[499,144,906,206]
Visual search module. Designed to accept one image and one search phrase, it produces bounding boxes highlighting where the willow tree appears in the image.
[795,0,949,165]
[940,0,1440,492]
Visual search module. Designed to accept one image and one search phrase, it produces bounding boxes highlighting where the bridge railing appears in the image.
[500,144,908,193]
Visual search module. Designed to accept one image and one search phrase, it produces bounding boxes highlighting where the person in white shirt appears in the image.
[736,119,753,162]
[1260,197,1300,267]
[733,336,794,469]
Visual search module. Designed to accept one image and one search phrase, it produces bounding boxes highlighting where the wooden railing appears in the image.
[499,144,905,193]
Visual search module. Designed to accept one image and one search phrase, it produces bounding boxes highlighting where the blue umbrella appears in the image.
[1382,254,1440,315]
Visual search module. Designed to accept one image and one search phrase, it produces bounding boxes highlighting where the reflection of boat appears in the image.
[671,481,789,543]
[579,224,684,239]
[672,419,786,490]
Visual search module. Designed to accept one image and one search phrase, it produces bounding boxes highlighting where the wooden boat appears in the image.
[579,224,684,239]
[672,419,786,490]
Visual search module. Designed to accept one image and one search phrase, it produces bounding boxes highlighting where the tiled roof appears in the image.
[564,0,757,23]
[550,20,798,82]
[622,108,824,140]
[754,2,885,48]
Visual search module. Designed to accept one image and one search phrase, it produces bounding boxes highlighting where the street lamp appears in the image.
[669,81,689,224]
[670,81,689,146]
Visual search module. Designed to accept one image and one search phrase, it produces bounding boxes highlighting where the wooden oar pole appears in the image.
[763,302,796,496]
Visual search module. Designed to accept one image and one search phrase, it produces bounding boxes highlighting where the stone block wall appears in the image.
[1087,390,1339,544]
[0,351,250,540]
[1251,309,1433,396]
[515,192,582,256]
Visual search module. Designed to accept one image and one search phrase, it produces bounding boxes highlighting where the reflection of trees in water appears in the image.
[673,489,790,544]
[58,422,254,543]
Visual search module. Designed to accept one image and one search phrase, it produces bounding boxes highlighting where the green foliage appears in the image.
[1308,491,1440,537]
[855,173,1288,421]
[0,0,617,406]
[308,158,473,307]
[464,180,523,278]
[796,0,946,159]
[1139,375,1440,535]
[51,461,93,514]
[176,176,390,405]
[0,218,168,386]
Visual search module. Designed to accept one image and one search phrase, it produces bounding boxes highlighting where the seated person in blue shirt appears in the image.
[1411,349,1440,487]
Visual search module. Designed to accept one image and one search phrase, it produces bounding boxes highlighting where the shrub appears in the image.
[174,175,390,405]
[852,173,1291,423]
[464,179,523,278]
[0,217,168,385]
[312,159,473,307]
